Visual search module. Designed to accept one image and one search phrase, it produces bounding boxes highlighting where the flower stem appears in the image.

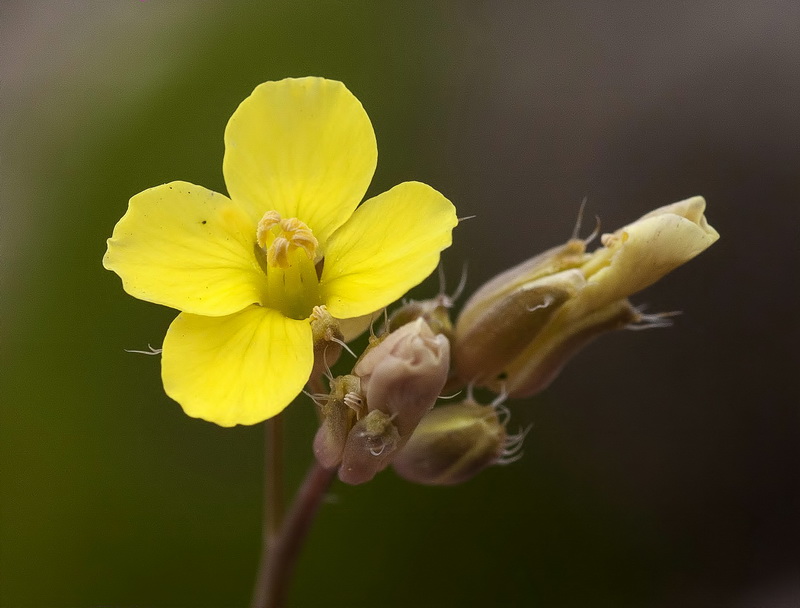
[266,415,285,537]
[250,416,336,608]
[250,415,284,608]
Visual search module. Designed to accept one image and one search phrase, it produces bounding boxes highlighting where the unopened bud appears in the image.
[386,295,454,343]
[338,410,401,485]
[455,266,586,383]
[500,298,639,397]
[312,374,363,469]
[354,317,450,437]
[454,197,719,396]
[392,400,519,485]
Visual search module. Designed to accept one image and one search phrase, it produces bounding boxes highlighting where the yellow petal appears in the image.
[161,306,313,426]
[337,310,383,342]
[320,181,458,319]
[103,181,264,316]
[223,77,377,246]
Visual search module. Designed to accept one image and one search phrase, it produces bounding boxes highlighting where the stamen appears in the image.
[256,210,281,249]
[256,211,319,269]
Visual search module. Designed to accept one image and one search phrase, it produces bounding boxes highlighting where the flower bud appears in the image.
[354,317,450,438]
[309,305,344,379]
[312,374,363,469]
[500,298,640,397]
[454,197,719,396]
[392,400,514,485]
[386,295,454,343]
[338,410,401,485]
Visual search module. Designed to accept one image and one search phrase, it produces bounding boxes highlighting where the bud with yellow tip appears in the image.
[453,197,719,397]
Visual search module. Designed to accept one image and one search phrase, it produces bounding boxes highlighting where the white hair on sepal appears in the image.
[627,305,682,331]
[302,390,327,408]
[435,261,469,309]
[497,424,533,466]
[125,344,162,355]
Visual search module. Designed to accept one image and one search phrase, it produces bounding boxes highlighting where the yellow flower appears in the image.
[104,77,457,426]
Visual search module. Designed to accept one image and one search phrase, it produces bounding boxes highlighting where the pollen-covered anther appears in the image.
[256,211,319,268]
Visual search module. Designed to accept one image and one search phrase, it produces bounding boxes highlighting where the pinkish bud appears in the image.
[338,410,401,485]
[354,317,450,437]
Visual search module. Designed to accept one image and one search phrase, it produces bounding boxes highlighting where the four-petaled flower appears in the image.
[104,77,457,426]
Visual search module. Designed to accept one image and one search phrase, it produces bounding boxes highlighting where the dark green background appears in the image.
[3,2,799,606]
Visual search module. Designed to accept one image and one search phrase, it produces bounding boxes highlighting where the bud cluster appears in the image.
[453,196,719,397]
[313,317,450,484]
[310,196,718,486]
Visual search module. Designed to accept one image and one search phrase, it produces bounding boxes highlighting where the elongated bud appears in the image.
[500,298,639,396]
[454,197,719,396]
[455,267,586,383]
[354,317,450,437]
[392,400,518,485]
[312,374,363,469]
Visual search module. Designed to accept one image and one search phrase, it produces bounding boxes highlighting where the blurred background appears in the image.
[2,1,799,606]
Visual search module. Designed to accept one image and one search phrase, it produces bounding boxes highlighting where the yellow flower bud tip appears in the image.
[338,410,401,485]
[392,398,529,486]
[354,317,451,438]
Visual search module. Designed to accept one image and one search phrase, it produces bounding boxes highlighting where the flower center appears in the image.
[257,210,319,267]
[256,211,321,320]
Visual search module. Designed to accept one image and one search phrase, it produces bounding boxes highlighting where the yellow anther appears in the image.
[256,210,282,250]
[256,211,319,268]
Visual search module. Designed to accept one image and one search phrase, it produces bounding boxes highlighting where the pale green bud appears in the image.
[454,197,719,397]
[392,400,523,485]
